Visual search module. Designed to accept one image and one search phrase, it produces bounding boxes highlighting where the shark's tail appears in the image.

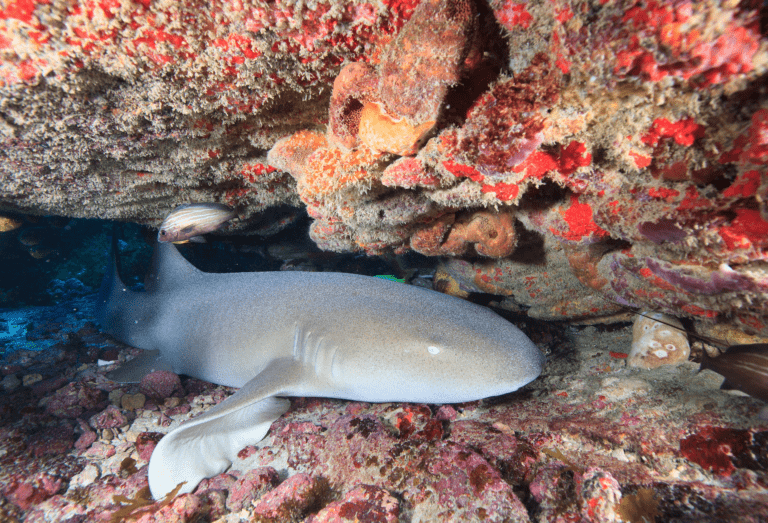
[95,225,154,348]
[95,225,125,327]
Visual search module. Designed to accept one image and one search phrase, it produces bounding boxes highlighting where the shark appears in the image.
[96,241,545,499]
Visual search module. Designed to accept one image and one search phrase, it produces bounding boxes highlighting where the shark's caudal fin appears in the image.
[148,358,301,499]
[95,229,159,350]
[95,227,130,330]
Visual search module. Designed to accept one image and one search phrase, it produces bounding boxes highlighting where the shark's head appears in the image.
[328,295,545,405]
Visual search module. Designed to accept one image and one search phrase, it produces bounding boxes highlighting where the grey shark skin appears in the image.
[96,242,544,499]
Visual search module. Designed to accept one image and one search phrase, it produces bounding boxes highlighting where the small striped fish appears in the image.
[158,203,236,243]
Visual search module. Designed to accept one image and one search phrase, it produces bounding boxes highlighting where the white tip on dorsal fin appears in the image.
[144,242,203,293]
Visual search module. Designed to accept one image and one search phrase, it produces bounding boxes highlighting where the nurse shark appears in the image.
[96,241,544,499]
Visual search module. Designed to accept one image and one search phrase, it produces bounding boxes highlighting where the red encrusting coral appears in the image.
[613,0,761,86]
[641,117,706,147]
[494,0,534,31]
[550,195,610,242]
[680,426,752,476]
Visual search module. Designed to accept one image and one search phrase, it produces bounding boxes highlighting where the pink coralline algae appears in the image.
[89,404,128,430]
[42,380,104,418]
[140,370,181,400]
[307,484,400,523]
[577,468,622,523]
[4,473,64,511]
[2,319,768,521]
[27,423,74,457]
[223,467,279,512]
[251,472,327,521]
[135,432,164,462]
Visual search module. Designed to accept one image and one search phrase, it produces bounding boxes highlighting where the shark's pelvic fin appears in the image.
[106,349,175,383]
[147,358,302,499]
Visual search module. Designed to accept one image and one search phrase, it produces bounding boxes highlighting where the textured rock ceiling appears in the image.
[1,0,767,331]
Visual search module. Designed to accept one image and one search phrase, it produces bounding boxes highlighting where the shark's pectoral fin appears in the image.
[107,349,175,383]
[147,358,303,500]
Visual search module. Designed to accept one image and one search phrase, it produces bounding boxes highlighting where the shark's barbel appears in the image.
[96,241,544,499]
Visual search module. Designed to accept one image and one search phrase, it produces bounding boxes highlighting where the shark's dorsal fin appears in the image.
[145,242,203,293]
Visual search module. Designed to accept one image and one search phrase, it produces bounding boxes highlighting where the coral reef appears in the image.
[410,210,518,258]
[432,234,623,320]
[628,311,690,369]
[2,0,767,330]
[262,0,768,333]
[0,0,418,230]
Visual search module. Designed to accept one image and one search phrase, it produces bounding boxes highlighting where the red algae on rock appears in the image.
[680,426,753,476]
[223,467,279,512]
[139,371,181,400]
[378,0,479,126]
[42,381,104,418]
[251,473,327,521]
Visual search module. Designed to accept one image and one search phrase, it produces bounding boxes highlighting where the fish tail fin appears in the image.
[698,349,718,374]
[698,352,708,373]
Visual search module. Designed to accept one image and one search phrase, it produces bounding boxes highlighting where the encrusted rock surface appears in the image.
[5,0,766,330]
[1,0,417,228]
[266,0,768,332]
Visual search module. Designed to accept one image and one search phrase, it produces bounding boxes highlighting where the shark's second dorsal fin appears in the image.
[144,242,202,293]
